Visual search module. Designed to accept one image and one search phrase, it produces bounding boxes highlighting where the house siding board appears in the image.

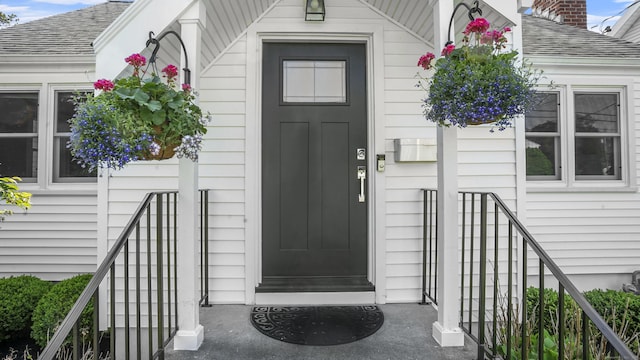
[98,0,518,305]
[0,195,97,280]
[524,61,640,289]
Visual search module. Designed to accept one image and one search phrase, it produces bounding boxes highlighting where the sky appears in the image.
[1,0,639,34]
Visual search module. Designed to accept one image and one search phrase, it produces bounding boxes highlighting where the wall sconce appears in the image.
[305,0,325,21]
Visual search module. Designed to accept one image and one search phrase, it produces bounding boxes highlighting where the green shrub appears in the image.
[584,289,640,339]
[30,273,93,348]
[0,275,51,341]
[525,287,578,332]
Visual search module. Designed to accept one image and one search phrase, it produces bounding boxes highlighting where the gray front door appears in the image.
[259,43,371,292]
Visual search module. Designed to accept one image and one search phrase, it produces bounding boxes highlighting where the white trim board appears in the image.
[244,22,387,305]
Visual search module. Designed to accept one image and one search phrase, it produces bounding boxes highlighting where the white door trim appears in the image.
[245,22,387,305]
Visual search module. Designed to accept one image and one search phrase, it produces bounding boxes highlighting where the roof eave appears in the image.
[524,54,640,67]
[0,54,95,66]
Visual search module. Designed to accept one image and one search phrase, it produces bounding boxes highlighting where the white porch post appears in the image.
[432,0,465,347]
[174,0,206,351]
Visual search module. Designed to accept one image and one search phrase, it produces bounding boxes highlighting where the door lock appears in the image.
[357,166,366,203]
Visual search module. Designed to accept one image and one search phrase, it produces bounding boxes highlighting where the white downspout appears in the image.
[173,0,206,351]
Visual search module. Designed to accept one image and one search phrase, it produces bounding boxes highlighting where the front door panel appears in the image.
[260,43,369,292]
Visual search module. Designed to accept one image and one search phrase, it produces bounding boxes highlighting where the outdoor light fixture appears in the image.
[305,0,325,21]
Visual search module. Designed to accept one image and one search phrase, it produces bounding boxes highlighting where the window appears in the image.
[282,60,347,103]
[54,91,95,182]
[0,93,39,181]
[525,92,560,180]
[526,89,623,183]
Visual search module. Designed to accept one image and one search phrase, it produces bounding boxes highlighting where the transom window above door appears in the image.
[282,60,347,103]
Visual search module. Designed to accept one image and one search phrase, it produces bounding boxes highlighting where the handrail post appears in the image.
[477,193,488,359]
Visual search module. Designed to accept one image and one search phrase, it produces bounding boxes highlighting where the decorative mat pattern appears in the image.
[250,305,384,346]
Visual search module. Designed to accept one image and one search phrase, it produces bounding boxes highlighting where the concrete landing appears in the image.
[165,303,476,360]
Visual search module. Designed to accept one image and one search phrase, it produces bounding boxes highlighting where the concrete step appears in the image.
[165,303,476,360]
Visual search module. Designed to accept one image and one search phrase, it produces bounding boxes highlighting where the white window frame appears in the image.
[0,87,42,184]
[52,89,96,183]
[46,85,97,189]
[0,84,98,191]
[526,83,634,191]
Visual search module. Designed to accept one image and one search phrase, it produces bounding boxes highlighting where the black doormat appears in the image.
[250,305,384,346]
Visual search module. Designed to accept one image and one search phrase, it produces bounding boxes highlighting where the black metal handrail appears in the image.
[421,189,637,360]
[39,190,210,360]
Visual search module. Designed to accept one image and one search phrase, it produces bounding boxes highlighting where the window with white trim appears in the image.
[526,89,623,183]
[0,89,96,184]
[54,91,96,182]
[0,92,39,181]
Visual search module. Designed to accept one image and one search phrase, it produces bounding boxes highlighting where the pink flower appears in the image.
[181,83,192,92]
[124,53,146,68]
[162,64,179,80]
[417,52,436,70]
[481,30,503,44]
[93,79,114,91]
[503,26,511,33]
[463,17,490,35]
[441,44,456,56]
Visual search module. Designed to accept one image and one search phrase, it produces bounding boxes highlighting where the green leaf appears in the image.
[167,98,184,110]
[133,88,150,104]
[114,87,134,99]
[140,107,153,123]
[146,100,162,112]
[151,109,166,126]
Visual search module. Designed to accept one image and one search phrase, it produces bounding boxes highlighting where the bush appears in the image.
[525,287,578,331]
[584,289,640,338]
[30,274,93,348]
[0,275,51,342]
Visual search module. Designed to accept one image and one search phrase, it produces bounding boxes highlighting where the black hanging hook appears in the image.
[446,0,483,45]
[146,30,192,85]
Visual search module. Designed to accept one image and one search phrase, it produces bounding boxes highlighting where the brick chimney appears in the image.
[532,0,587,29]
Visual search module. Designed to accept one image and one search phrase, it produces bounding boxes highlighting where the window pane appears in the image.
[526,92,558,132]
[56,136,96,180]
[56,92,78,133]
[0,137,37,179]
[526,136,558,177]
[0,93,38,133]
[575,93,618,133]
[575,137,618,178]
[283,60,346,103]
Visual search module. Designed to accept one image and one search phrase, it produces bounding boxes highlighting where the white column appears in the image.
[432,0,465,347]
[174,0,206,351]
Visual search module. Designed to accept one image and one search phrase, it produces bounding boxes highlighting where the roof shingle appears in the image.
[0,1,130,56]
[522,15,640,58]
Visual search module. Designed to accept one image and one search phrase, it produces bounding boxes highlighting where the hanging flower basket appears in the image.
[417,18,540,131]
[68,54,209,171]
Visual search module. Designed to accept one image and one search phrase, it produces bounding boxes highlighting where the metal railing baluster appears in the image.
[419,189,636,360]
[39,191,201,359]
[156,195,165,359]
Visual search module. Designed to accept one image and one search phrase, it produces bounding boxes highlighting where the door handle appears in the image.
[357,166,366,203]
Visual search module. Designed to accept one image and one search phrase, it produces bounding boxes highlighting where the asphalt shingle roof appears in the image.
[0,1,131,56]
[522,14,640,58]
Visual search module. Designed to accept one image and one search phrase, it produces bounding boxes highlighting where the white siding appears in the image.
[207,0,517,303]
[0,64,98,281]
[103,0,519,304]
[619,16,640,44]
[0,194,97,280]
[200,36,248,304]
[524,62,640,291]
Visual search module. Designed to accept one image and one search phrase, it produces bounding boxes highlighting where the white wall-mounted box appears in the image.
[393,138,437,162]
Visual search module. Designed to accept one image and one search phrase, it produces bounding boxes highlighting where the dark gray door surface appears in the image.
[260,43,371,292]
